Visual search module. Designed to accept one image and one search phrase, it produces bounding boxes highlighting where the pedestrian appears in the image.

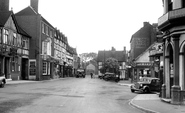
[90,73,93,78]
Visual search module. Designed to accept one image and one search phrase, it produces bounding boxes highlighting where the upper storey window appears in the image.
[3,29,8,44]
[46,26,49,36]
[42,23,45,34]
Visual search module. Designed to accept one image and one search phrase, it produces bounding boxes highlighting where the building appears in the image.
[0,0,31,80]
[130,22,158,61]
[14,0,60,80]
[158,0,185,104]
[97,47,127,79]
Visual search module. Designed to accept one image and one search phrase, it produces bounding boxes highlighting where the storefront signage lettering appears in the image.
[136,62,152,66]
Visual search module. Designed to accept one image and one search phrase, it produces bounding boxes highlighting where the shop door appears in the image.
[22,58,28,80]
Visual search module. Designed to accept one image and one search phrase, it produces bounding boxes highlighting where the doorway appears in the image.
[21,58,28,80]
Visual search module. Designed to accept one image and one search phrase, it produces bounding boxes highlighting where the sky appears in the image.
[10,0,163,54]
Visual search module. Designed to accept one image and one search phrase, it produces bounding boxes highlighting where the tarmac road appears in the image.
[0,76,142,113]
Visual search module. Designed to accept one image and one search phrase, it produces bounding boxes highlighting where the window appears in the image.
[13,33,17,46]
[43,62,47,75]
[42,42,47,54]
[42,23,45,34]
[50,30,53,38]
[48,63,50,75]
[46,26,48,35]
[17,34,22,47]
[22,39,29,49]
[3,29,8,44]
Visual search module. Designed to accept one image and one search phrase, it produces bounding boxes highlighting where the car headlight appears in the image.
[140,84,143,87]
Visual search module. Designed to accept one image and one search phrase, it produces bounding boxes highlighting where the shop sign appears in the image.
[136,62,153,66]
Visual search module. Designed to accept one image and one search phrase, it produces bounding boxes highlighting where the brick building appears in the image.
[0,0,31,80]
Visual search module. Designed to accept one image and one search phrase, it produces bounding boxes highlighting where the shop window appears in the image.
[11,57,18,72]
[43,62,47,75]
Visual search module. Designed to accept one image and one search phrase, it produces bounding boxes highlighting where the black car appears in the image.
[76,69,85,78]
[103,72,120,82]
[130,77,160,93]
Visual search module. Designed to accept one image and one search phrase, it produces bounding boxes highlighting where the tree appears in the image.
[103,57,120,74]
[79,52,97,62]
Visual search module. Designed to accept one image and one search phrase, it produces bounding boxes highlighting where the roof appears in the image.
[0,11,31,38]
[130,22,157,43]
[0,11,12,27]
[97,50,126,62]
[15,6,38,16]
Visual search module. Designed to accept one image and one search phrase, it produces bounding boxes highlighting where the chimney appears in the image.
[0,0,9,12]
[143,22,150,27]
[124,46,126,52]
[30,0,39,13]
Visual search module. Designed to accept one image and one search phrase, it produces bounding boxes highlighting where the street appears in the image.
[0,76,142,113]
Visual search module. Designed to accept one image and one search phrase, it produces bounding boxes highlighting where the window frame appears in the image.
[43,62,47,75]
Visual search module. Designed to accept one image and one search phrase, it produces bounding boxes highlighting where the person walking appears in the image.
[90,73,93,79]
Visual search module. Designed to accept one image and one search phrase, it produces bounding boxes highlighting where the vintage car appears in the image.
[0,73,6,88]
[76,69,86,78]
[103,72,120,82]
[130,77,160,93]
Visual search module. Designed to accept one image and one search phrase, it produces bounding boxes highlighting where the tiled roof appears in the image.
[97,50,126,62]
[0,11,31,38]
[0,11,12,27]
[16,6,37,16]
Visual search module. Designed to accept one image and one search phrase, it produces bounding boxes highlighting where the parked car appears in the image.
[0,73,6,88]
[103,72,120,82]
[76,69,86,78]
[130,77,160,93]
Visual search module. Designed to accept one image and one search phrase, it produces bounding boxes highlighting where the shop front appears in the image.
[132,62,153,82]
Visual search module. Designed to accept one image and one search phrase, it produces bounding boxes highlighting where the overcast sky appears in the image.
[10,0,163,54]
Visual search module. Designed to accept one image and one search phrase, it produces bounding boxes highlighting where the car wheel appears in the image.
[131,89,135,93]
[0,81,5,88]
[144,88,150,93]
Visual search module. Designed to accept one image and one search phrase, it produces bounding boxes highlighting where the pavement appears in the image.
[4,78,185,113]
[118,80,185,113]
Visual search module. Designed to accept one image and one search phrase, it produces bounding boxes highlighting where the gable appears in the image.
[4,16,17,32]
[86,64,95,70]
[135,50,150,62]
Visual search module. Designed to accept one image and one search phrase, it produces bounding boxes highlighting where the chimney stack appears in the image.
[30,0,39,13]
[0,0,9,12]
